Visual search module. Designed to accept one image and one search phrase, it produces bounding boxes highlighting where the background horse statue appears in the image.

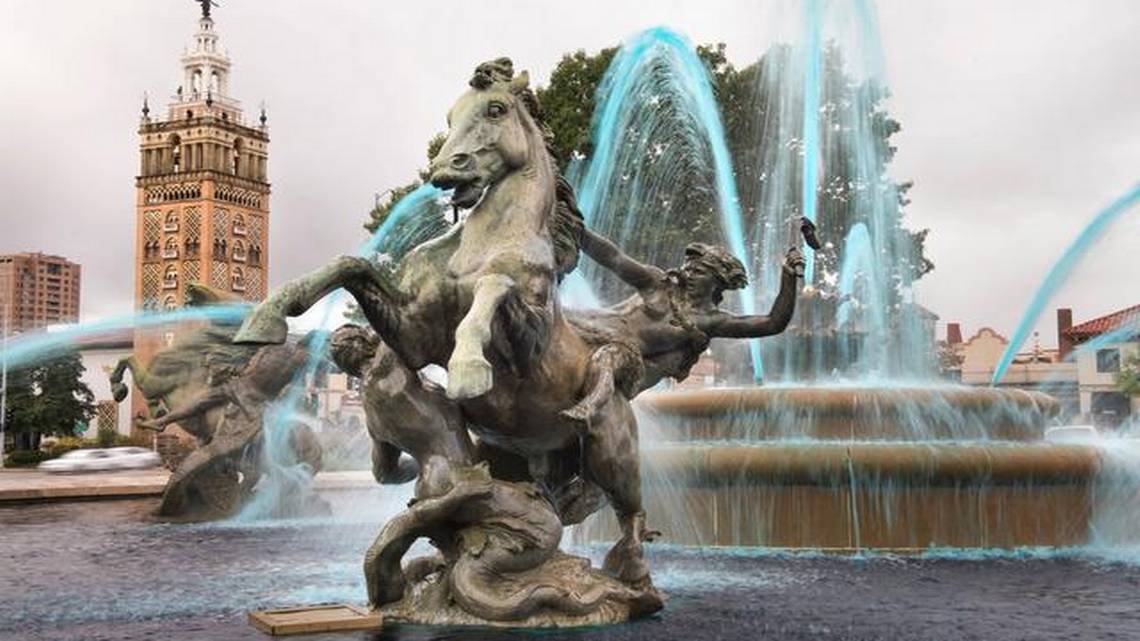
[109,283,255,443]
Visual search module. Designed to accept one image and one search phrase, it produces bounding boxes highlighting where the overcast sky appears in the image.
[1,0,1136,348]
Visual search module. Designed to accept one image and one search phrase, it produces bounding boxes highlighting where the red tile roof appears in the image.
[1063,304,1140,340]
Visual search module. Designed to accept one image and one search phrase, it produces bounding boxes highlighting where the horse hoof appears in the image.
[233,309,288,345]
[446,356,493,400]
[111,383,129,403]
[603,538,650,586]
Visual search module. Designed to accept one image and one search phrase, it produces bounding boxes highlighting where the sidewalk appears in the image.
[0,469,376,503]
[0,468,169,502]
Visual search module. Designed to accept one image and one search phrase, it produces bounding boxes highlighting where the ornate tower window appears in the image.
[232,239,247,262]
[169,134,182,173]
[233,213,246,235]
[162,264,178,289]
[163,237,180,259]
[164,210,180,232]
[231,265,245,291]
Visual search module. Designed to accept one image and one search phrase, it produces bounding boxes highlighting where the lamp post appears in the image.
[1,303,9,468]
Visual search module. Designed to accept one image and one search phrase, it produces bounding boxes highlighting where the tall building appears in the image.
[0,252,81,333]
[129,3,270,435]
[135,3,270,311]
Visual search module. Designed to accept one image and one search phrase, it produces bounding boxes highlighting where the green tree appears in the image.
[361,41,934,311]
[535,48,618,168]
[1117,352,1140,397]
[3,351,95,451]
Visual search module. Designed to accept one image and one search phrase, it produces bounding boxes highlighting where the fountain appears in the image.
[565,9,1134,554]
[3,4,1138,637]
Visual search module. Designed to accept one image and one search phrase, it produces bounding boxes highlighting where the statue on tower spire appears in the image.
[196,0,219,19]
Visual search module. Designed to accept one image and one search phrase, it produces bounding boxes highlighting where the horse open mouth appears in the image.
[450,181,486,209]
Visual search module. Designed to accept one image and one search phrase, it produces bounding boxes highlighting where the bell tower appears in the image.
[130,2,270,436]
[135,2,270,313]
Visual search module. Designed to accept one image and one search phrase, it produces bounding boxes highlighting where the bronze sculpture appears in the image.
[137,337,324,519]
[111,284,323,519]
[238,58,800,626]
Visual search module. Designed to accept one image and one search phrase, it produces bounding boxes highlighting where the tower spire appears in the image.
[196,0,219,20]
[171,0,239,121]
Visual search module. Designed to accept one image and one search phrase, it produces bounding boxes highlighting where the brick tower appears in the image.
[131,2,270,432]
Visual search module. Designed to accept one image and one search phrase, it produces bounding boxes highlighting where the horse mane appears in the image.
[472,58,585,281]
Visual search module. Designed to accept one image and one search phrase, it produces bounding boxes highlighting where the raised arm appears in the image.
[703,249,802,339]
[580,229,665,291]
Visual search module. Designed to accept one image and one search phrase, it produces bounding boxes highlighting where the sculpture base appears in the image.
[380,552,663,628]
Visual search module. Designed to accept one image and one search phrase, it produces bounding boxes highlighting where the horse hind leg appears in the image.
[582,396,656,588]
[235,255,403,345]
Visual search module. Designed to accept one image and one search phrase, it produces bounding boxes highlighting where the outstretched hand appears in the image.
[784,247,806,277]
[134,417,165,433]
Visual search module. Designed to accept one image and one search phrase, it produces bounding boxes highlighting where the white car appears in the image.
[38,447,162,473]
[1044,425,1100,443]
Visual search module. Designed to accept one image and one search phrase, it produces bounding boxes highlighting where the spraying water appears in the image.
[573,26,765,381]
[992,184,1140,385]
[0,305,250,371]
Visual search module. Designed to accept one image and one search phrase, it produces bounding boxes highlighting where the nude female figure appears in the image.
[564,232,805,421]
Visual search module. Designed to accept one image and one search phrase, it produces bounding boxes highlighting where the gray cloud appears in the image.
[1,0,1136,349]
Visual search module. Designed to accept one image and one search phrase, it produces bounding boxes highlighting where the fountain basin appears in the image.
[577,442,1100,550]
[636,387,1060,441]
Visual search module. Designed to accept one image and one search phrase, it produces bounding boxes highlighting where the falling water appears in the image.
[835,222,886,371]
[748,0,926,381]
[799,0,824,286]
[234,184,446,521]
[572,26,765,381]
[992,184,1140,385]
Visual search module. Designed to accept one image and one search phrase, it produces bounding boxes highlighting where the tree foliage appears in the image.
[535,48,618,168]
[1117,352,1140,397]
[361,41,933,302]
[3,351,95,450]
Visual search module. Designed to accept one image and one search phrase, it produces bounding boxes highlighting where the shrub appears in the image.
[43,437,87,459]
[96,424,117,448]
[4,450,53,467]
[113,433,154,448]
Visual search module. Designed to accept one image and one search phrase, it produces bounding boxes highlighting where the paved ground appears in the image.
[0,467,169,501]
[0,468,375,502]
[3,497,1140,641]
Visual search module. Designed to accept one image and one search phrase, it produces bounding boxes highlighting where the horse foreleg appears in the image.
[447,274,515,400]
[235,255,401,345]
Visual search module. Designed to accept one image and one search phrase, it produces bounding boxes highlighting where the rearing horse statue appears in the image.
[235,59,656,591]
[235,58,559,402]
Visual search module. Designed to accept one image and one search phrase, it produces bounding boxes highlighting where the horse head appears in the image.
[429,58,547,210]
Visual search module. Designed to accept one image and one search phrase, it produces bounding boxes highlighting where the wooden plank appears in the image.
[248,604,381,636]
